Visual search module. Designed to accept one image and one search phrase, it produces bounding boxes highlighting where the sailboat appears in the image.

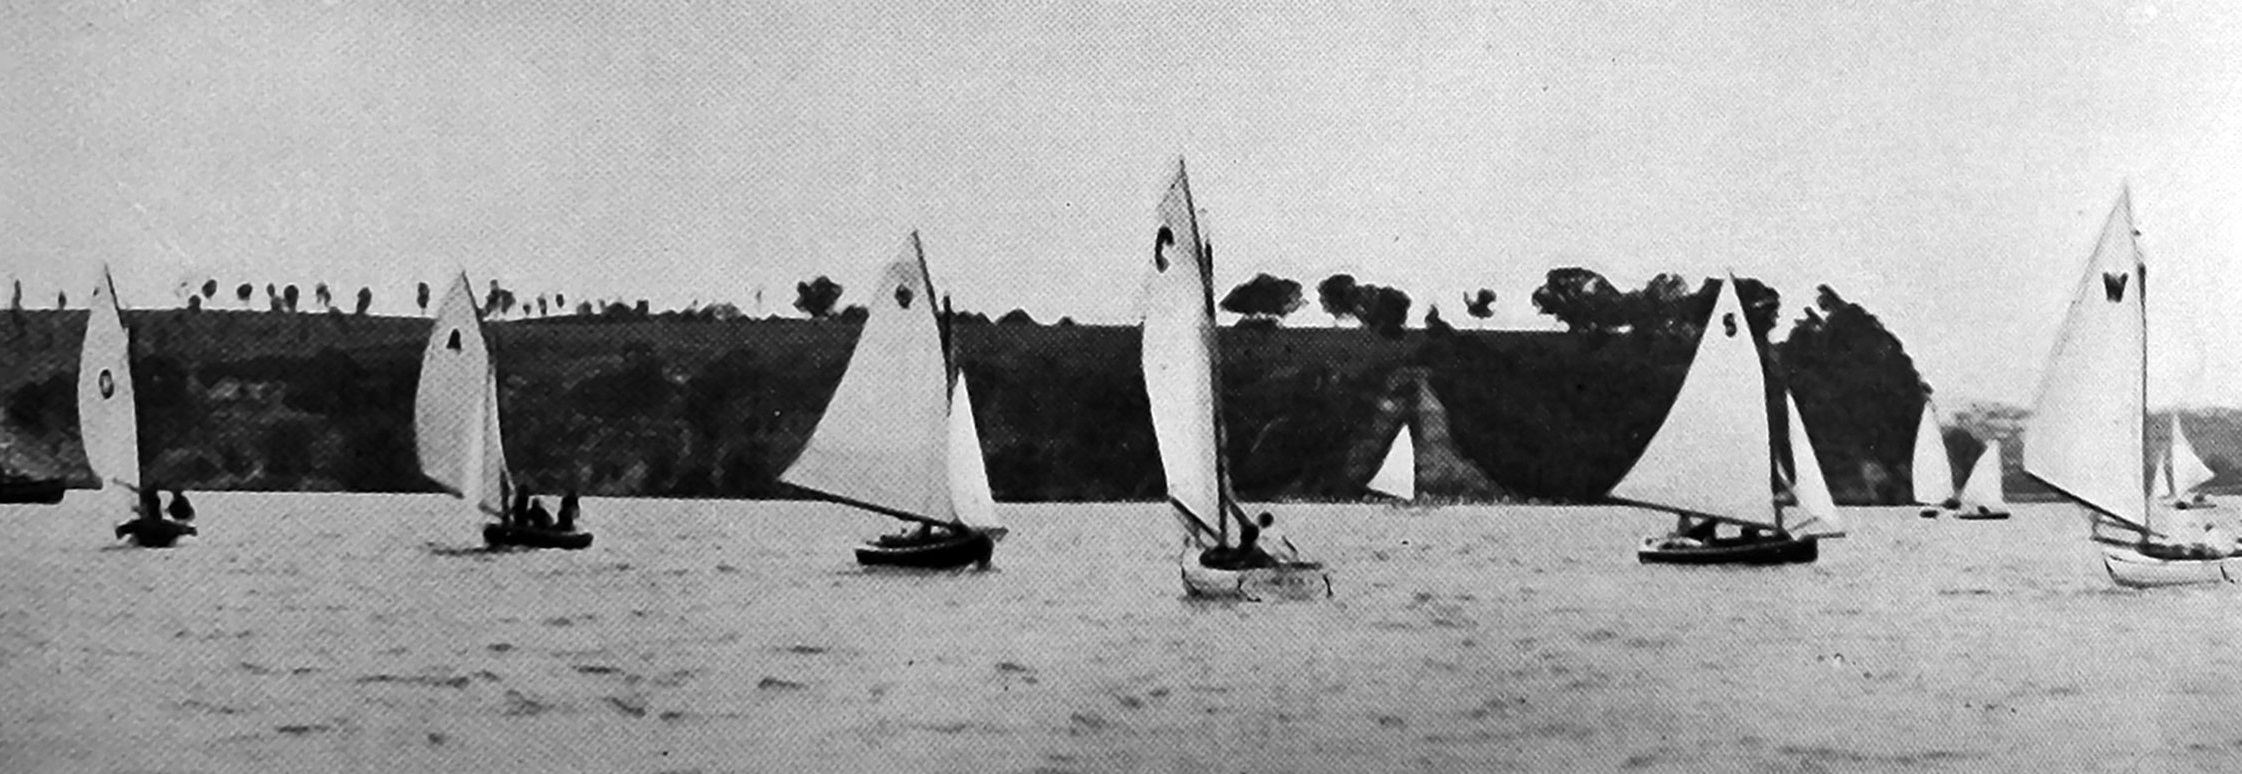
[2156,415,2216,509]
[1142,159,1328,599]
[1910,400,1958,517]
[415,273,591,550]
[1949,441,2012,520]
[1365,423,1415,503]
[2025,188,2236,588]
[780,232,1005,569]
[1621,277,1843,565]
[83,267,193,547]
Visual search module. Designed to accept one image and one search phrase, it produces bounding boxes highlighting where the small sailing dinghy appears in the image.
[781,232,1006,570]
[2025,188,2237,588]
[1911,400,1958,518]
[1622,277,1842,565]
[1365,423,1416,503]
[1142,159,1329,599]
[2157,415,2216,510]
[415,273,591,551]
[83,267,193,547]
[1949,441,2012,520]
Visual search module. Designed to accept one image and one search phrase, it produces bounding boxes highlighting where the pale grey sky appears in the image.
[4,1,2238,407]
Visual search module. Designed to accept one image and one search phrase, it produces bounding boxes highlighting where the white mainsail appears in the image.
[1610,278,1777,529]
[2169,415,2214,499]
[77,266,140,499]
[1910,400,1954,505]
[1784,394,1845,538]
[782,233,956,525]
[1140,159,1226,549]
[947,374,1000,531]
[2023,189,2148,534]
[1956,440,2008,512]
[414,273,509,516]
[1367,424,1416,501]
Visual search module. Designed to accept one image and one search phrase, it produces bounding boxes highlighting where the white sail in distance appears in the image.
[1784,394,1844,538]
[947,374,1000,531]
[414,273,510,516]
[1910,400,1954,505]
[1367,424,1416,501]
[1609,278,1777,529]
[2023,189,2147,533]
[1956,440,2008,512]
[2169,415,2214,498]
[782,233,955,525]
[77,266,141,498]
[1140,159,1226,548]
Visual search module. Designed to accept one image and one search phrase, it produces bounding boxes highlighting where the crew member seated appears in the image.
[524,497,554,529]
[557,490,581,532]
[166,489,195,522]
[1201,513,1280,570]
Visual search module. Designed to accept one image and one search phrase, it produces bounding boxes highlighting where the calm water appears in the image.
[3,494,2241,773]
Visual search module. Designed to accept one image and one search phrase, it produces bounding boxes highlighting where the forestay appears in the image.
[1367,425,1415,501]
[414,273,510,517]
[782,233,955,525]
[1140,160,1226,548]
[77,267,140,497]
[1784,395,1844,538]
[2023,191,2147,533]
[1609,279,1776,529]
[1910,401,1953,505]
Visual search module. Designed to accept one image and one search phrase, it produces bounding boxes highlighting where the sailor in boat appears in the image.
[556,490,581,532]
[1670,515,1719,546]
[524,495,554,530]
[166,489,195,522]
[114,485,195,544]
[1201,512,1281,570]
[506,488,531,528]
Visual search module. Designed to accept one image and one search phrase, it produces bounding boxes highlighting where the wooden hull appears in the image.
[1637,534,1818,565]
[483,524,594,550]
[2102,545,2242,588]
[0,478,66,504]
[856,530,995,569]
[114,519,195,548]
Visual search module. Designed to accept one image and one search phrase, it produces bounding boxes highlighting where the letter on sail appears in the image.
[2023,191,2147,533]
[77,267,140,498]
[1910,401,1954,505]
[783,234,954,524]
[1609,279,1776,527]
[1140,161,1225,547]
[415,273,509,516]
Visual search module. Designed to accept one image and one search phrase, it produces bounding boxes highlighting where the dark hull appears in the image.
[1951,510,2011,520]
[856,530,995,569]
[0,478,66,504]
[115,519,196,548]
[1638,535,1818,565]
[484,524,594,550]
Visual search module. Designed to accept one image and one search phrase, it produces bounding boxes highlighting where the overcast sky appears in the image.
[5,1,2239,408]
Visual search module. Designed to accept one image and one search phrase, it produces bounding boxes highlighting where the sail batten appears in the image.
[2023,189,2147,531]
[78,267,140,498]
[781,233,958,525]
[1608,278,1777,528]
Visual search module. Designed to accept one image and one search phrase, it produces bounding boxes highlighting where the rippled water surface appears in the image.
[4,494,2242,772]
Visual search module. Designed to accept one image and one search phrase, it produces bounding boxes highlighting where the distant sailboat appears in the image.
[2024,188,2235,587]
[415,273,591,550]
[781,232,1005,569]
[1621,277,1833,565]
[1950,440,2011,520]
[1910,400,1957,517]
[1142,159,1328,599]
[1366,424,1415,502]
[83,267,193,547]
[2157,415,2216,509]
